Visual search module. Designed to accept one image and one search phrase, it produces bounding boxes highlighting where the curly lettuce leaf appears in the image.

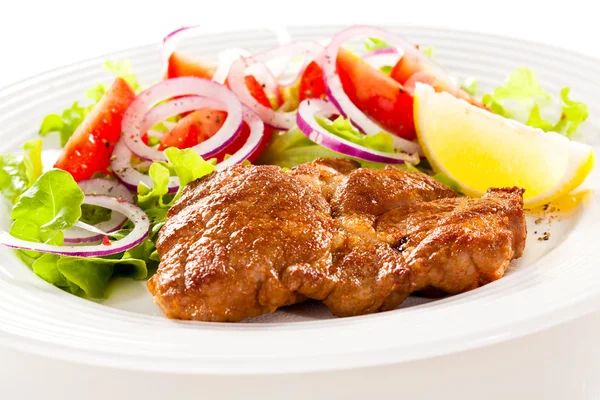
[553,87,589,137]
[164,147,216,192]
[483,68,588,137]
[315,116,395,152]
[11,169,83,231]
[257,127,393,169]
[0,139,43,204]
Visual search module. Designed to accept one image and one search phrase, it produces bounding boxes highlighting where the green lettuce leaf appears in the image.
[257,127,391,169]
[56,257,147,298]
[164,147,216,193]
[137,162,171,207]
[460,77,478,96]
[364,38,392,52]
[482,67,588,137]
[80,204,112,225]
[11,169,83,231]
[315,116,395,153]
[0,139,44,204]
[552,87,589,137]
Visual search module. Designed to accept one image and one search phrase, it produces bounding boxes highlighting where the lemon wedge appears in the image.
[413,84,595,208]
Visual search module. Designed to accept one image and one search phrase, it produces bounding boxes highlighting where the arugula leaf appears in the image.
[11,169,84,231]
[315,116,395,153]
[365,37,392,52]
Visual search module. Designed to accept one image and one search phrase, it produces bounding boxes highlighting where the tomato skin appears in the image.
[244,75,273,108]
[389,52,424,85]
[54,77,136,181]
[298,61,327,102]
[166,52,216,80]
[336,49,416,140]
[158,109,227,150]
[390,53,486,109]
[159,108,272,163]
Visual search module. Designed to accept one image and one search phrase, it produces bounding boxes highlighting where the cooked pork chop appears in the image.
[148,159,526,321]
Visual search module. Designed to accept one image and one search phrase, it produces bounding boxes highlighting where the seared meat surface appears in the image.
[148,159,526,321]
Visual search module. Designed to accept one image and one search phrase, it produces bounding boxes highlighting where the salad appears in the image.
[0,25,594,299]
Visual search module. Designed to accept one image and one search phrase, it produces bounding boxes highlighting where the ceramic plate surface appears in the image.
[0,26,598,374]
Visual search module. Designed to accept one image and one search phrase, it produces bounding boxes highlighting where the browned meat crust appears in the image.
[148,159,526,321]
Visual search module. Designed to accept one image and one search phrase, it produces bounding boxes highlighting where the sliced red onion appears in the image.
[111,138,180,193]
[0,195,149,257]
[323,26,433,154]
[297,99,419,165]
[161,25,293,79]
[122,77,243,162]
[113,99,265,191]
[228,41,324,130]
[212,48,251,84]
[63,179,134,244]
[362,48,402,70]
[217,106,264,170]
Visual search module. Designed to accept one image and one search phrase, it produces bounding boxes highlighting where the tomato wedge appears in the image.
[390,52,486,108]
[166,51,216,80]
[244,75,274,109]
[54,77,136,181]
[336,48,416,140]
[298,61,327,102]
[159,109,227,151]
[163,53,274,161]
[160,109,272,163]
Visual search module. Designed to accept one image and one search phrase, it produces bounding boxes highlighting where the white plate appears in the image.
[0,26,598,375]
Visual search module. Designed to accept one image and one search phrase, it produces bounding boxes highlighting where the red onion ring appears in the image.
[217,105,264,170]
[113,98,265,192]
[228,41,325,130]
[122,77,243,162]
[362,48,402,70]
[161,25,293,79]
[0,195,149,257]
[323,26,434,154]
[297,99,419,165]
[63,179,134,244]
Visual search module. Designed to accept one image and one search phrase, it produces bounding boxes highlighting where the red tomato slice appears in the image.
[54,77,136,181]
[159,108,272,163]
[158,109,227,150]
[298,61,327,102]
[166,51,216,80]
[336,48,416,140]
[244,75,273,109]
[390,53,486,109]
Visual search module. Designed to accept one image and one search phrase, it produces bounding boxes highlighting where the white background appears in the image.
[1,0,599,398]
